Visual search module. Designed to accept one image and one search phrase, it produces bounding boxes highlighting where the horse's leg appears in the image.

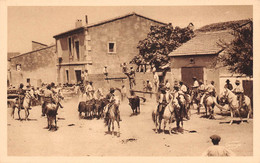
[11,105,15,119]
[55,115,57,130]
[27,108,30,120]
[169,117,172,135]
[163,118,167,134]
[111,120,115,137]
[229,110,234,125]
[79,112,81,119]
[117,118,120,137]
[18,108,21,120]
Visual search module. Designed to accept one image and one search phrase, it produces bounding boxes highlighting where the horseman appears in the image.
[197,80,206,104]
[191,77,199,99]
[105,88,122,121]
[200,81,216,107]
[233,80,245,109]
[179,81,189,100]
[85,81,94,100]
[41,85,54,116]
[17,83,26,110]
[157,86,172,116]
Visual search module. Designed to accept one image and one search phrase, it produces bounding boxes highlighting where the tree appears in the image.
[218,20,253,77]
[131,23,195,83]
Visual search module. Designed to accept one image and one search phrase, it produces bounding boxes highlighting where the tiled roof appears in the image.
[168,30,234,57]
[53,12,167,38]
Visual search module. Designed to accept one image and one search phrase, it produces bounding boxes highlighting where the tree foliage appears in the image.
[218,20,253,76]
[131,23,195,69]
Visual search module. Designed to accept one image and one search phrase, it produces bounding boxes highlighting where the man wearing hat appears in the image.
[202,134,235,156]
[157,86,172,116]
[145,79,153,98]
[105,88,122,121]
[200,81,216,108]
[41,84,54,116]
[233,80,244,109]
[17,83,26,110]
[192,77,199,89]
[224,79,233,91]
[86,81,94,100]
[179,81,187,94]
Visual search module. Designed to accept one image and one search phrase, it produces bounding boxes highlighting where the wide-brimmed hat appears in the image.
[110,87,115,93]
[199,80,203,84]
[235,80,240,84]
[226,79,230,83]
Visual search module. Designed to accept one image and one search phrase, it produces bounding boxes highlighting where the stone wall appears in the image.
[87,14,166,74]
[9,45,57,87]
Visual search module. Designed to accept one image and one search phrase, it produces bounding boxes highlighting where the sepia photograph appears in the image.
[1,1,260,163]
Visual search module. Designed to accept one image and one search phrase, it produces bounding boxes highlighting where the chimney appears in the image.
[75,19,82,28]
[85,15,88,25]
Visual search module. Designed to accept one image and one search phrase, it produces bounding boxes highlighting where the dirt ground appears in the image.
[7,95,253,156]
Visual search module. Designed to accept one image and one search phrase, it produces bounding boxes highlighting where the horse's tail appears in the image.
[139,96,146,103]
[213,97,226,112]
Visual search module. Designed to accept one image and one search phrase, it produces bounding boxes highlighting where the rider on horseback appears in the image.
[233,80,245,109]
[17,83,26,109]
[157,86,172,116]
[197,80,206,106]
[200,81,216,107]
[42,84,54,116]
[105,88,122,121]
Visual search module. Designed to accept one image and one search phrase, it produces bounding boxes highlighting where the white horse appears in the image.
[152,97,180,135]
[11,90,35,120]
[216,88,252,125]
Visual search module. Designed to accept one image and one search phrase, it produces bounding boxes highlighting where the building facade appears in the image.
[168,28,252,95]
[54,12,167,84]
[8,41,57,87]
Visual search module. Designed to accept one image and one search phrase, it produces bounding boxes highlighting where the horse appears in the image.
[152,97,181,135]
[104,96,120,137]
[215,88,252,125]
[202,94,215,119]
[128,96,146,115]
[45,93,64,131]
[11,90,35,120]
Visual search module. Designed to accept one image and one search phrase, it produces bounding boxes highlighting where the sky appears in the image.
[8,6,252,54]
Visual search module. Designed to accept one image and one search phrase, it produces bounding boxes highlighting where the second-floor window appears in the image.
[75,41,80,61]
[68,37,72,58]
[108,42,116,54]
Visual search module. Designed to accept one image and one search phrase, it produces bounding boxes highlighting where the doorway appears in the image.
[75,70,82,84]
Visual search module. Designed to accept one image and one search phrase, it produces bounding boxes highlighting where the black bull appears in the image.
[128,96,146,114]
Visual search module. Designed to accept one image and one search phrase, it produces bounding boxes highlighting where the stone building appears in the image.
[168,20,253,95]
[53,12,167,85]
[8,41,57,87]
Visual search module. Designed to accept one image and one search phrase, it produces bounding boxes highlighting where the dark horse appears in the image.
[128,96,146,115]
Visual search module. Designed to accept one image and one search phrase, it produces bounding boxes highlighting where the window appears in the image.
[108,42,116,53]
[68,37,72,58]
[66,70,69,83]
[16,64,21,71]
[75,41,80,60]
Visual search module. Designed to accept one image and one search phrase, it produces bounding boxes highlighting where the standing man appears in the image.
[86,81,94,100]
[198,80,206,107]
[129,66,136,87]
[224,79,233,91]
[103,66,108,78]
[153,69,159,93]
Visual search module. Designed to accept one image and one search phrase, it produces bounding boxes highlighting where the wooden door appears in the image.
[181,67,204,88]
